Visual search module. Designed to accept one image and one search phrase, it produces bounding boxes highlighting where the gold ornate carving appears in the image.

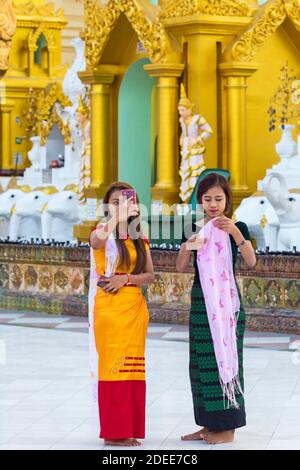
[23,83,72,145]
[82,0,167,70]
[285,0,300,30]
[225,0,300,62]
[0,0,17,74]
[28,23,55,51]
[76,95,91,203]
[159,0,253,19]
[40,107,72,146]
[13,1,65,18]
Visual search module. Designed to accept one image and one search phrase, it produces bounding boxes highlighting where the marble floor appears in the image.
[0,314,300,450]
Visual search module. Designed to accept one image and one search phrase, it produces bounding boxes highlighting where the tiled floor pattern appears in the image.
[1,310,300,450]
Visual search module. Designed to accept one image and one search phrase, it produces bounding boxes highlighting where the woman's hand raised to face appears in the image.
[185,234,208,251]
[115,196,139,223]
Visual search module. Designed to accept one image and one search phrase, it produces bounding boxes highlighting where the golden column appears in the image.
[79,69,115,199]
[0,101,14,170]
[219,63,258,208]
[144,63,184,208]
[74,68,116,241]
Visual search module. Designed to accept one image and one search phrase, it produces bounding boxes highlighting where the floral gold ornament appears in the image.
[22,88,40,135]
[25,266,38,288]
[54,269,69,290]
[28,23,55,55]
[225,0,300,62]
[22,82,72,146]
[267,63,298,132]
[13,2,65,18]
[291,79,300,130]
[69,269,84,291]
[11,264,22,289]
[81,0,168,70]
[159,0,253,19]
[39,268,53,290]
[0,264,9,288]
[76,95,91,203]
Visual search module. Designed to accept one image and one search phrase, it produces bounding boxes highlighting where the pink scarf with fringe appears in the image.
[196,219,243,409]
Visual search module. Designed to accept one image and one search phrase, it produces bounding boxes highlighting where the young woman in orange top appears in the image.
[89,182,155,447]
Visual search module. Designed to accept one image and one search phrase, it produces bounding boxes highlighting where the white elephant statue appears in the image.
[233,192,279,250]
[263,172,300,251]
[41,188,81,241]
[9,188,56,240]
[0,187,33,238]
[0,183,6,237]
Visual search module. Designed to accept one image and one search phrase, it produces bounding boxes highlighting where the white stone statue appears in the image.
[9,187,57,240]
[23,136,47,187]
[41,186,81,241]
[257,124,300,191]
[178,84,213,203]
[0,186,32,238]
[62,37,86,103]
[263,172,300,251]
[51,37,88,188]
[233,192,279,251]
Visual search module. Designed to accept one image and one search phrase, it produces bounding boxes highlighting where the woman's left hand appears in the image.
[102,274,128,294]
[213,216,237,235]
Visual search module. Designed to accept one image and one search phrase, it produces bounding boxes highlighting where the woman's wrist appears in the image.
[95,224,107,240]
[231,226,242,242]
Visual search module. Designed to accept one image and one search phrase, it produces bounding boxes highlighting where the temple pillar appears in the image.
[219,62,258,208]
[79,69,115,199]
[144,63,184,209]
[74,68,115,241]
[0,101,14,170]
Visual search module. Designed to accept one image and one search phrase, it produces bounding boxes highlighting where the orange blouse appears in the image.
[92,235,150,277]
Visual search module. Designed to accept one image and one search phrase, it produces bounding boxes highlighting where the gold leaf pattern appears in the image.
[82,0,167,70]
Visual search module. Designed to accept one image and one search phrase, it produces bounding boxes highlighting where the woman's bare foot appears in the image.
[128,439,142,446]
[104,438,141,447]
[204,430,235,445]
[181,428,209,441]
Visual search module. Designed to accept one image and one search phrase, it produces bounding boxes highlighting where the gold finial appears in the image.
[76,95,89,116]
[178,84,194,109]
